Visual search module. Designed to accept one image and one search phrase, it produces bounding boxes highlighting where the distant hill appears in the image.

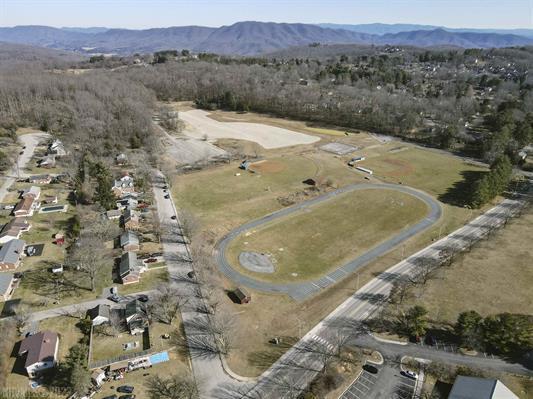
[0,41,85,64]
[0,22,531,56]
[61,27,109,34]
[319,23,533,39]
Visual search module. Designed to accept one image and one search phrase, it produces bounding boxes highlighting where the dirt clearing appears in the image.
[249,159,286,174]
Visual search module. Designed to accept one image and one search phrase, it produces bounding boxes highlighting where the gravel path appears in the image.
[216,183,442,300]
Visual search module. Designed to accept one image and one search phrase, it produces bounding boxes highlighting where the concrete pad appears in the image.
[320,142,359,155]
[239,251,275,274]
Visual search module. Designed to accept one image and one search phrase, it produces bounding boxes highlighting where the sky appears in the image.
[0,0,532,30]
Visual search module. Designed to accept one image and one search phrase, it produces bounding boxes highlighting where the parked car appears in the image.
[19,151,24,155]
[137,294,149,302]
[171,215,177,220]
[401,370,418,380]
[119,395,135,399]
[117,386,134,394]
[145,258,158,263]
[103,396,118,399]
[187,271,196,279]
[109,294,121,303]
[164,194,170,199]
[362,364,379,374]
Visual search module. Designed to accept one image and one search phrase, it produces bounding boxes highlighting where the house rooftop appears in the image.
[18,331,59,368]
[119,251,138,277]
[0,239,25,264]
[120,231,139,247]
[449,376,518,399]
[0,273,14,295]
[88,304,110,320]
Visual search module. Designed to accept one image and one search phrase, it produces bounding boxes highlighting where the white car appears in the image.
[402,370,418,380]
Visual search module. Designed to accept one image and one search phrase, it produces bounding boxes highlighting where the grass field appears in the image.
[358,145,487,198]
[172,154,366,232]
[226,188,429,282]
[400,207,533,322]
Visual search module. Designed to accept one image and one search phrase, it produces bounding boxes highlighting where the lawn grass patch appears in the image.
[226,188,429,282]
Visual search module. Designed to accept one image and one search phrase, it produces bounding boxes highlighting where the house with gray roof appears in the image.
[87,304,111,326]
[124,299,147,335]
[0,273,15,301]
[119,251,145,285]
[0,239,25,270]
[120,231,139,252]
[449,376,518,399]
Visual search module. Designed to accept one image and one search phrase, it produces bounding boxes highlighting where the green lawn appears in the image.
[226,188,429,282]
[359,146,487,198]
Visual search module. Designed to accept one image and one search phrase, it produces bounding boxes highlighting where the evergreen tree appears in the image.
[455,310,483,349]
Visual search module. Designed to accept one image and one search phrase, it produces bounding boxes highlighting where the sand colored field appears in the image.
[180,109,320,149]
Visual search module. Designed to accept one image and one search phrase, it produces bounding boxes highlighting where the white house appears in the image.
[18,331,59,378]
[449,376,519,399]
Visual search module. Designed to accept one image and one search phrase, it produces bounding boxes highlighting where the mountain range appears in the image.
[0,21,531,56]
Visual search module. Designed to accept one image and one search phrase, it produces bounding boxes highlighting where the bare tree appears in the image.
[149,283,189,325]
[68,236,107,292]
[389,277,414,305]
[12,304,30,335]
[147,373,199,399]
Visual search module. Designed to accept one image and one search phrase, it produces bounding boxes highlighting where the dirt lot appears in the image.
[180,109,320,149]
[400,206,533,322]
[226,188,429,282]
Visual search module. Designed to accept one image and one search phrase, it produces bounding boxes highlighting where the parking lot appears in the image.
[340,363,416,399]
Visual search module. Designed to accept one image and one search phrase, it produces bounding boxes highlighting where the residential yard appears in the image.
[399,206,533,322]
[93,354,189,399]
[226,188,429,282]
[3,316,85,392]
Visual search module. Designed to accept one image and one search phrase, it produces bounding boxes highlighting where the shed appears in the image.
[233,287,251,304]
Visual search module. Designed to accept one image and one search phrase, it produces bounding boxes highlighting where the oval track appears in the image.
[216,183,442,300]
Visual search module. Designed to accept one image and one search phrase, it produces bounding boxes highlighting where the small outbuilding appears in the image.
[87,304,111,326]
[233,287,251,304]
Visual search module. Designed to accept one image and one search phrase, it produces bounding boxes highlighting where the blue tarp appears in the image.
[149,351,169,365]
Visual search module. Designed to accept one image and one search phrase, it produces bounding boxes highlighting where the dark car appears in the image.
[187,271,196,279]
[108,294,121,303]
[119,395,135,399]
[164,194,170,199]
[362,364,379,374]
[103,396,118,399]
[19,151,24,155]
[117,386,134,394]
[137,294,149,302]
[171,215,177,220]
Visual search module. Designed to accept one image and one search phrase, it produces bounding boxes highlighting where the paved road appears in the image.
[0,132,49,202]
[216,183,442,300]
[151,171,236,396]
[212,191,529,398]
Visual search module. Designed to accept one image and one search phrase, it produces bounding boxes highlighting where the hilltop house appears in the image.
[18,331,59,378]
[13,196,38,217]
[124,299,148,335]
[112,174,135,198]
[28,174,52,185]
[119,251,145,285]
[0,218,31,244]
[0,273,15,301]
[120,231,140,252]
[87,304,111,326]
[123,209,140,230]
[21,186,41,200]
[47,139,67,157]
[0,239,26,270]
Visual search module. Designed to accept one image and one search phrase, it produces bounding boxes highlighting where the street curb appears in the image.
[370,332,408,346]
[366,350,384,365]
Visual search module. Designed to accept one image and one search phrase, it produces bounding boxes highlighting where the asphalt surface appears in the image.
[216,183,442,300]
[340,363,416,399]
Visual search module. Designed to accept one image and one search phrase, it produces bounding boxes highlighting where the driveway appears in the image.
[180,109,320,149]
[216,183,442,300]
[0,132,49,202]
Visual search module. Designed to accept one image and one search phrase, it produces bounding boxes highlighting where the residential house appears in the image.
[43,195,58,204]
[112,174,135,198]
[233,287,251,304]
[119,251,145,285]
[18,331,59,378]
[13,197,36,217]
[0,239,26,270]
[124,299,148,335]
[123,209,140,230]
[21,186,41,200]
[38,155,56,169]
[87,304,111,326]
[0,273,15,301]
[116,153,128,165]
[449,376,518,399]
[28,174,52,185]
[106,209,122,220]
[116,197,138,211]
[47,139,67,157]
[120,231,140,252]
[0,218,31,244]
